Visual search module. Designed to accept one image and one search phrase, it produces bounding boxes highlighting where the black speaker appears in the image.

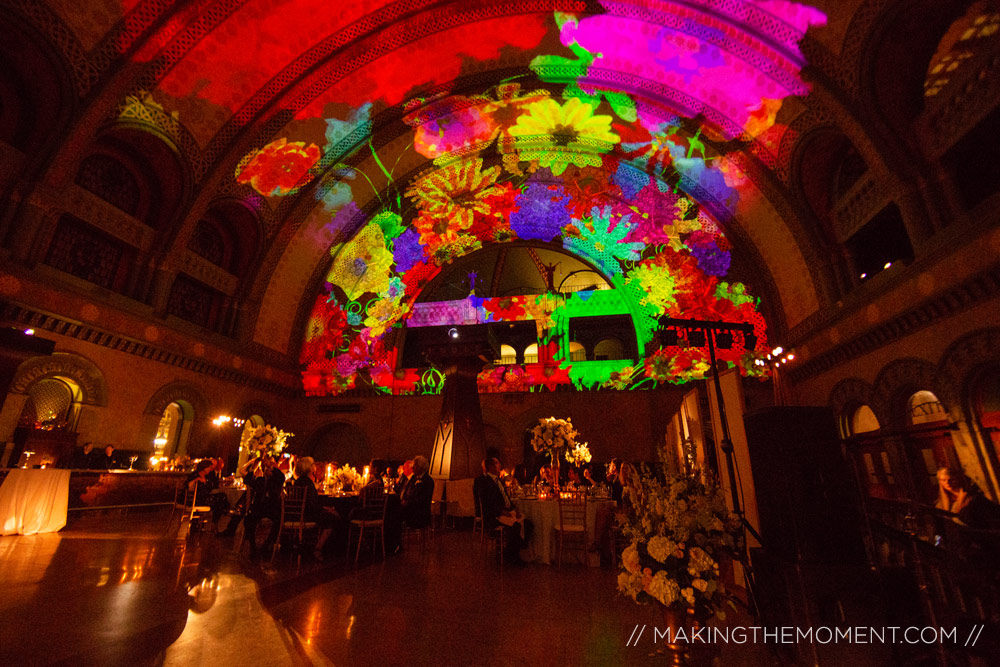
[743,406,866,564]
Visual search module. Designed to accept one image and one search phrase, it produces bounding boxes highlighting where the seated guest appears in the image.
[70,442,96,469]
[186,460,227,526]
[513,464,529,487]
[242,454,286,560]
[566,466,591,488]
[608,458,624,502]
[399,455,434,529]
[533,463,552,488]
[101,445,118,469]
[394,459,413,494]
[582,465,596,487]
[289,457,340,560]
[481,456,532,565]
[473,459,492,524]
[936,467,1000,529]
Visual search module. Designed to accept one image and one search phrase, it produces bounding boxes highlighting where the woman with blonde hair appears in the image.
[936,466,1000,529]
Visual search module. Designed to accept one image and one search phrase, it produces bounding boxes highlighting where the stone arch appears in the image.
[234,401,274,426]
[143,381,208,420]
[829,377,880,434]
[301,421,371,465]
[11,352,108,406]
[938,327,1000,410]
[872,357,945,428]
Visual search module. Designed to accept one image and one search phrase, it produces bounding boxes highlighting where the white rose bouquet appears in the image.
[240,424,293,458]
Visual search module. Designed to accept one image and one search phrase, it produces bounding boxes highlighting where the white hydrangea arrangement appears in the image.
[617,468,741,616]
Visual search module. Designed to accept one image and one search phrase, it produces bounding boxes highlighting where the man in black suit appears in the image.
[400,455,434,529]
[481,456,532,565]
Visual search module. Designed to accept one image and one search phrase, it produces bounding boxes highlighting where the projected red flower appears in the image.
[236,138,320,197]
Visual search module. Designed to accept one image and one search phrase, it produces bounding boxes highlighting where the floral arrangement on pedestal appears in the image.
[617,469,742,620]
[240,424,294,458]
[332,464,364,491]
[531,416,580,487]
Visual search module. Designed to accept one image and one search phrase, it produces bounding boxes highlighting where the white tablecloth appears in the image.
[515,498,617,566]
[0,469,71,536]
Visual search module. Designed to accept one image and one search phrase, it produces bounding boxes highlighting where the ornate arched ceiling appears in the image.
[6,0,850,395]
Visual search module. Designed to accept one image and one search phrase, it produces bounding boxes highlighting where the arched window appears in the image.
[154,402,184,456]
[848,405,881,436]
[908,390,948,425]
[237,415,265,468]
[569,341,587,362]
[594,338,625,361]
[924,4,1000,99]
[498,344,516,365]
[76,154,141,216]
[188,220,228,269]
[18,378,78,431]
[524,343,539,364]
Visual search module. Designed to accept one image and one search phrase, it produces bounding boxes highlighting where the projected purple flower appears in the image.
[509,182,572,241]
[393,228,425,273]
[687,231,731,277]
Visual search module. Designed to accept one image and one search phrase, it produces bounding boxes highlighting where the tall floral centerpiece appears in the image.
[333,464,364,492]
[240,424,294,459]
[617,468,742,664]
[530,416,579,489]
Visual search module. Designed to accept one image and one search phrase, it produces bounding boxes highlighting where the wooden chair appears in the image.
[167,481,211,533]
[271,486,318,563]
[347,485,387,564]
[472,482,485,546]
[554,494,588,567]
[429,478,447,531]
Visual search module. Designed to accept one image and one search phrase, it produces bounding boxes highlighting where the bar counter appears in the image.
[0,469,189,509]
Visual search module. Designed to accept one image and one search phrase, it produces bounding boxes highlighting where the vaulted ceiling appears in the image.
[0,0,981,394]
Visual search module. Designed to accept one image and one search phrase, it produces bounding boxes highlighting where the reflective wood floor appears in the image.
[0,513,783,666]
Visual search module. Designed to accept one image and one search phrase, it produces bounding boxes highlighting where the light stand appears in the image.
[659,317,764,619]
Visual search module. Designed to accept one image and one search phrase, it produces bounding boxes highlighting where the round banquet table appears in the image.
[209,487,246,509]
[0,468,71,536]
[515,497,617,566]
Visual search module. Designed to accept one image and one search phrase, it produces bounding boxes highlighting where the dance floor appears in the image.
[0,513,778,666]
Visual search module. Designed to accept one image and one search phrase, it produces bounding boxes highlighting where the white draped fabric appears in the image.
[516,498,616,566]
[0,469,71,536]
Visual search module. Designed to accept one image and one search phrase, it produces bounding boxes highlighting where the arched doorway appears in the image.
[153,401,193,460]
[901,389,955,502]
[236,415,266,469]
[842,404,897,499]
[14,377,82,467]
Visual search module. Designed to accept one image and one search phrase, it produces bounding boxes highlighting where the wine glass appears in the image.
[129,455,138,470]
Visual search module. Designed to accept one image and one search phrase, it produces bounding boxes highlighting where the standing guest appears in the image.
[289,457,340,561]
[482,456,532,565]
[242,454,286,561]
[101,445,118,469]
[400,455,434,529]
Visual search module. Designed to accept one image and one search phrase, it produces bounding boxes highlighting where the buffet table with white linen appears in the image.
[0,468,71,536]
[515,497,617,566]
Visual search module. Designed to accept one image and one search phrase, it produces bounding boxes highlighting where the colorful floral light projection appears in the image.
[225,1,828,396]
